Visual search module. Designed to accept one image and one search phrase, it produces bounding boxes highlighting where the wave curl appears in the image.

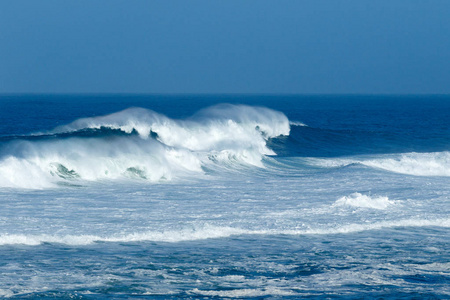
[0,104,290,188]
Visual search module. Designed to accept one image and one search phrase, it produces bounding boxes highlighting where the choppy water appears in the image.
[0,95,449,298]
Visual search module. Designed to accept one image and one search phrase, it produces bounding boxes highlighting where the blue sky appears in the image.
[1,0,449,94]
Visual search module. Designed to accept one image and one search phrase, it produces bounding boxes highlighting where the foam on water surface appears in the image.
[305,151,450,177]
[1,218,448,246]
[363,152,450,176]
[333,192,396,209]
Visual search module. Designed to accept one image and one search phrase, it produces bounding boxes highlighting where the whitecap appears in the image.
[333,192,395,209]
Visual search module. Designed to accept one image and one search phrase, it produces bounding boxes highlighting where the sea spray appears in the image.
[0,104,290,188]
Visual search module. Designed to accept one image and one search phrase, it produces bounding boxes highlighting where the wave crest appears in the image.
[333,192,395,209]
[305,151,450,177]
[363,152,450,176]
[0,104,290,188]
[0,218,448,246]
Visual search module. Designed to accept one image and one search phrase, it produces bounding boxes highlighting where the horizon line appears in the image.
[1,92,450,97]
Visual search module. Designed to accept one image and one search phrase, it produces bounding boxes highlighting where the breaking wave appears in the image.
[305,151,450,177]
[333,192,396,209]
[0,218,448,246]
[0,105,290,189]
[362,152,450,176]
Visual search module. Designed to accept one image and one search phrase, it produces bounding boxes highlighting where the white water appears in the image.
[289,121,308,127]
[53,105,290,148]
[363,152,450,176]
[0,105,290,189]
[333,192,396,209]
[0,218,448,246]
[305,151,450,177]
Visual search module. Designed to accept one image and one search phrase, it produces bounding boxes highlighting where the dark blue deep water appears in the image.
[0,95,449,298]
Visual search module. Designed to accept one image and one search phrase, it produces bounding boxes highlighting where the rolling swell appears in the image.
[0,104,290,188]
[270,125,450,158]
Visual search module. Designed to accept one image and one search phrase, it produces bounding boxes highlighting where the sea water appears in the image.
[0,95,449,299]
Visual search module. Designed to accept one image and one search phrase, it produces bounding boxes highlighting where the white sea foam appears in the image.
[333,192,395,209]
[1,218,448,246]
[53,105,290,151]
[0,137,200,188]
[0,226,250,246]
[285,218,450,235]
[191,287,296,297]
[0,105,290,189]
[0,156,56,189]
[362,152,450,176]
[0,289,13,298]
[289,121,308,127]
[305,151,450,177]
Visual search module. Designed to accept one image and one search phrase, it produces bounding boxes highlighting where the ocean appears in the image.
[0,95,449,299]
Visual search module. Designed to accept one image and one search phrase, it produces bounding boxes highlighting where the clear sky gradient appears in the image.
[1,0,449,94]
